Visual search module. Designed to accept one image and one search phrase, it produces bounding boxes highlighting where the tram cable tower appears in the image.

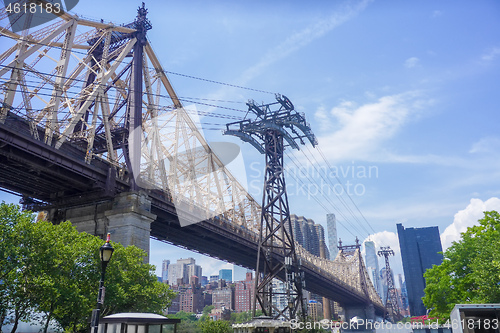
[377,246,402,322]
[224,94,317,320]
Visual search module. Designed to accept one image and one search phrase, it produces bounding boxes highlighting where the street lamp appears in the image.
[91,233,114,333]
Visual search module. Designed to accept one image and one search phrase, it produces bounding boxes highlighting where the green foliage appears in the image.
[198,319,232,333]
[171,311,198,322]
[202,305,214,315]
[230,310,253,323]
[0,203,37,332]
[103,243,176,316]
[423,211,500,319]
[33,220,103,332]
[198,305,214,322]
[0,203,176,333]
[171,311,201,333]
[177,321,201,333]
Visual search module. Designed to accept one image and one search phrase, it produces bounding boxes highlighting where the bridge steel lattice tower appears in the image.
[377,246,402,322]
[338,237,375,320]
[224,94,317,320]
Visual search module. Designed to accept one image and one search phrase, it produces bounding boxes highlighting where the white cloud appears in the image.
[404,57,420,68]
[314,105,331,132]
[469,136,500,154]
[311,91,427,163]
[440,197,500,250]
[307,92,479,168]
[481,47,500,62]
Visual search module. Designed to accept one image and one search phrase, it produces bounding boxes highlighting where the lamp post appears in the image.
[91,233,114,333]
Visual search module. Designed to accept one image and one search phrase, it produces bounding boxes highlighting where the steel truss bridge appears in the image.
[0,1,384,315]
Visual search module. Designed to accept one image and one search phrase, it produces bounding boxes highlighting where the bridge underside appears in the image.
[0,112,129,208]
[0,113,385,316]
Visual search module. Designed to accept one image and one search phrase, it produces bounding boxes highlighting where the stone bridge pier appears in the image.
[47,192,156,262]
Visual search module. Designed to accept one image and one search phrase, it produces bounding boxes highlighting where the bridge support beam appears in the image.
[59,192,156,262]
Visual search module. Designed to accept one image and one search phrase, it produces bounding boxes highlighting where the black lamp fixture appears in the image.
[91,233,114,333]
[100,233,115,267]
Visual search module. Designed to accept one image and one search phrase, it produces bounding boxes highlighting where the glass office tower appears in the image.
[397,223,443,316]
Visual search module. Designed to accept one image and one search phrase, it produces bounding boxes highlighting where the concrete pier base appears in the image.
[53,191,156,262]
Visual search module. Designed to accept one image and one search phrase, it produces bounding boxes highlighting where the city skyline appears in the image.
[160,257,249,284]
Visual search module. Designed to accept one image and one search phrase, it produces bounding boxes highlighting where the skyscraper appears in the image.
[327,213,338,259]
[212,285,234,310]
[187,262,202,280]
[168,258,202,285]
[219,269,232,282]
[272,279,288,318]
[364,241,382,299]
[235,272,255,312]
[289,214,329,259]
[288,214,329,315]
[233,264,248,282]
[162,260,170,283]
[315,224,329,260]
[168,262,184,285]
[397,223,443,316]
[201,276,208,287]
[308,300,324,321]
[398,273,409,315]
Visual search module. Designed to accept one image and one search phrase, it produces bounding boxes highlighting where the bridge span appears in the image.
[0,2,384,318]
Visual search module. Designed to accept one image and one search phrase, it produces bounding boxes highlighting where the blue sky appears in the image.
[2,0,500,281]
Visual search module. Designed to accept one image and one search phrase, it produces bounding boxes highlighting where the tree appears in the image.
[198,319,232,333]
[229,310,252,323]
[32,220,103,333]
[202,305,214,315]
[0,203,176,332]
[423,211,500,319]
[199,305,215,322]
[171,311,201,333]
[0,203,43,333]
[101,243,176,316]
